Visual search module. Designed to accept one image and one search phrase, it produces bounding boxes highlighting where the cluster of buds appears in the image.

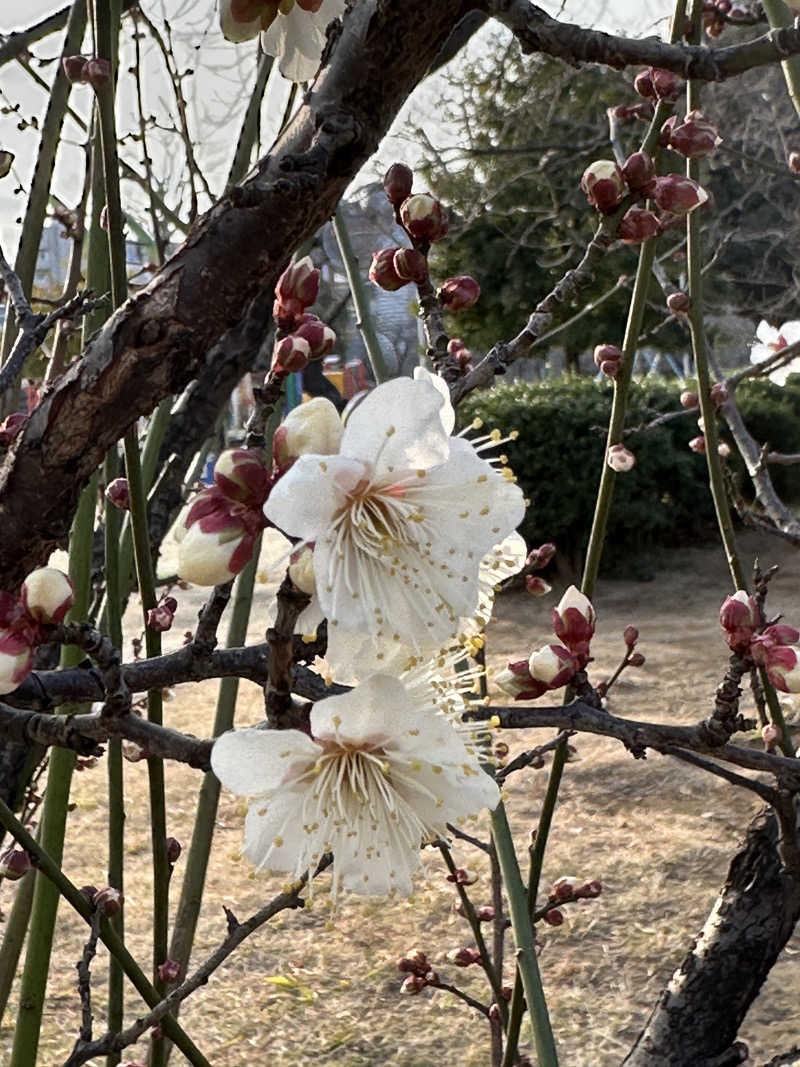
[147,596,178,633]
[175,449,271,587]
[270,258,335,377]
[662,111,721,159]
[593,343,622,379]
[397,948,439,995]
[524,541,555,597]
[368,246,428,291]
[61,55,111,88]
[541,876,603,925]
[719,591,800,693]
[703,0,753,38]
[633,67,683,103]
[496,586,595,700]
[272,257,319,329]
[683,382,728,453]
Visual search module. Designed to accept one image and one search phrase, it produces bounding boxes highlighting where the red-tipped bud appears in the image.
[399,193,449,242]
[710,382,728,406]
[618,207,660,245]
[623,625,639,647]
[293,313,336,360]
[105,477,130,510]
[667,292,691,314]
[525,575,552,597]
[165,837,182,863]
[680,390,699,409]
[271,334,311,375]
[400,975,426,995]
[438,275,480,311]
[580,160,626,212]
[551,876,580,900]
[593,344,622,370]
[494,660,548,701]
[628,651,646,667]
[600,360,619,378]
[273,256,320,328]
[633,69,655,99]
[689,435,706,453]
[213,448,271,507]
[393,247,428,283]
[650,68,683,101]
[62,55,89,83]
[607,443,636,472]
[157,959,183,984]
[543,908,564,926]
[147,602,176,633]
[446,947,481,967]
[553,586,596,660]
[368,248,408,291]
[383,163,413,206]
[85,57,111,88]
[659,115,677,148]
[0,847,32,881]
[652,174,709,216]
[669,110,721,159]
[476,906,494,922]
[719,590,760,652]
[21,567,74,625]
[526,542,556,570]
[528,644,580,690]
[94,886,124,917]
[621,151,655,193]
[761,645,800,694]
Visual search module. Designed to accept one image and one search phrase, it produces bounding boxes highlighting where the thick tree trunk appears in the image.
[623,807,800,1067]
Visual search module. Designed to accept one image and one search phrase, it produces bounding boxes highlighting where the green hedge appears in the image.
[459,375,800,575]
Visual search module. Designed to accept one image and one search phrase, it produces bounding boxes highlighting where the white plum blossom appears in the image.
[211,670,500,897]
[265,375,525,664]
[218,0,346,82]
[750,320,800,385]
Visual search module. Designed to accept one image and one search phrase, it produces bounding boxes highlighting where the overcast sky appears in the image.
[0,0,674,255]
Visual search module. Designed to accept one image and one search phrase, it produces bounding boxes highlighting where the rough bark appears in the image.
[0,0,477,590]
[623,807,800,1067]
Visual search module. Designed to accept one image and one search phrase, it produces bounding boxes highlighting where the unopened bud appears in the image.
[619,207,660,245]
[438,275,480,311]
[369,247,408,291]
[393,247,428,283]
[157,958,182,984]
[718,441,731,458]
[628,651,646,667]
[790,152,800,175]
[580,159,626,212]
[21,567,74,625]
[0,847,32,881]
[762,723,781,747]
[652,174,709,216]
[528,644,579,689]
[446,867,478,885]
[165,836,182,863]
[273,256,320,328]
[383,162,413,206]
[400,974,426,995]
[543,908,564,926]
[147,602,176,632]
[650,68,683,101]
[94,885,124,917]
[680,390,699,409]
[525,575,552,597]
[122,741,148,762]
[85,57,111,88]
[633,69,655,100]
[667,292,690,314]
[621,151,655,193]
[272,397,343,471]
[623,625,639,646]
[669,110,721,159]
[0,412,26,444]
[293,314,336,360]
[689,435,706,453]
[62,55,89,83]
[446,947,481,967]
[526,542,556,570]
[552,876,580,900]
[106,477,130,510]
[271,334,311,375]
[593,344,622,370]
[710,382,728,406]
[659,114,677,148]
[476,906,494,922]
[607,443,636,472]
[399,193,449,242]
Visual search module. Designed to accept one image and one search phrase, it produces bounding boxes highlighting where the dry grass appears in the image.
[1,531,799,1065]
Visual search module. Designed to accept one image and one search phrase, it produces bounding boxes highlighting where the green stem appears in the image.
[225,52,274,191]
[0,796,211,1067]
[9,478,95,1067]
[761,0,800,120]
[332,207,392,384]
[0,833,37,1026]
[490,802,558,1066]
[501,739,568,1067]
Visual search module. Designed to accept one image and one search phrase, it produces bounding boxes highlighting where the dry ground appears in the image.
[1,531,800,1066]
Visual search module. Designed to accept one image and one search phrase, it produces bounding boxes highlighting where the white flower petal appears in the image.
[219,0,262,42]
[413,366,456,435]
[211,727,320,796]
[260,0,345,82]
[756,320,778,345]
[265,454,366,541]
[311,674,414,745]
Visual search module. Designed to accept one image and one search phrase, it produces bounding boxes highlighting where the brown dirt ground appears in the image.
[1,530,799,1066]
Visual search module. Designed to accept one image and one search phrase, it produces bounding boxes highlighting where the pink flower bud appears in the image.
[213,448,271,507]
[383,163,413,206]
[85,57,111,88]
[525,575,552,597]
[710,382,728,406]
[762,723,781,747]
[271,333,311,375]
[628,651,646,667]
[21,567,74,625]
[633,69,655,100]
[668,292,691,314]
[157,959,182,984]
[399,194,449,243]
[61,55,89,83]
[293,313,336,360]
[494,661,547,701]
[272,397,343,472]
[669,110,721,158]
[94,886,124,916]
[369,248,408,291]
[105,477,130,510]
[446,947,481,967]
[551,876,580,900]
[762,645,800,693]
[543,908,564,926]
[659,115,677,148]
[623,625,639,646]
[621,151,655,193]
[147,603,175,632]
[528,644,579,689]
[400,974,426,995]
[650,68,683,101]
[175,489,263,587]
[593,344,622,370]
[553,586,596,658]
[526,542,556,570]
[618,207,660,245]
[273,256,320,328]
[652,175,709,216]
[599,360,618,378]
[476,906,494,922]
[680,390,699,409]
[607,443,636,472]
[166,837,182,863]
[580,160,626,212]
[393,247,428,283]
[719,590,760,652]
[0,847,32,881]
[689,435,706,453]
[438,276,480,311]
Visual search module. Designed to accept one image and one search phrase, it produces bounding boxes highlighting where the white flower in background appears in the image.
[211,671,500,897]
[218,0,346,82]
[750,320,800,385]
[264,375,525,662]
